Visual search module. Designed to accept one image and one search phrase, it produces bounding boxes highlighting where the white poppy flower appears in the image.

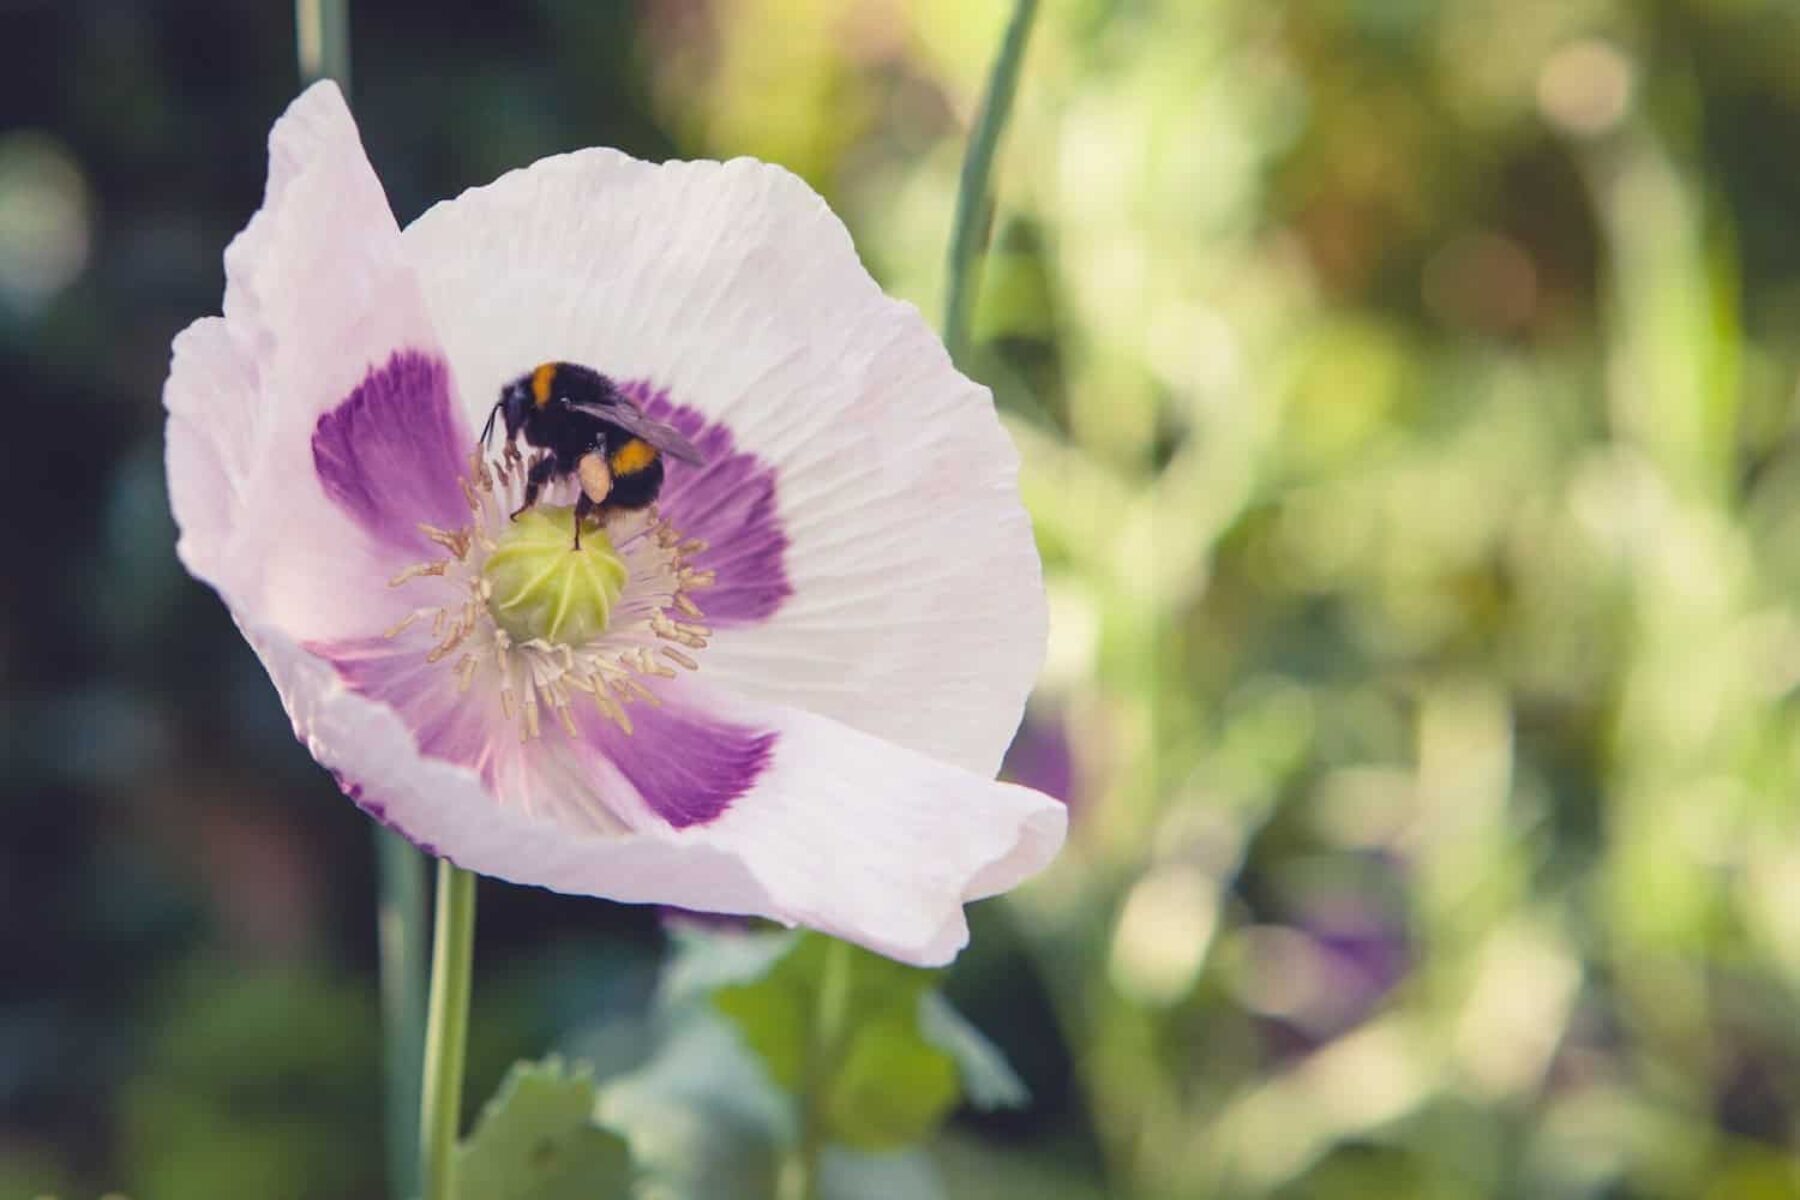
[164,82,1063,966]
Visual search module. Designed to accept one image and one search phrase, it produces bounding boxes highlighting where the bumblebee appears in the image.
[481,362,705,548]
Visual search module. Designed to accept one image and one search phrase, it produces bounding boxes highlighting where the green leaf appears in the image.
[455,1058,632,1200]
[661,928,798,1008]
[918,994,1029,1112]
[713,933,962,1150]
[820,1146,945,1200]
[822,1012,961,1149]
[597,931,1026,1195]
[599,1022,945,1199]
[598,1017,787,1200]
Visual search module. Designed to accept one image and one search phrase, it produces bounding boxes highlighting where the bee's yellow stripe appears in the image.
[530,363,557,408]
[610,437,658,476]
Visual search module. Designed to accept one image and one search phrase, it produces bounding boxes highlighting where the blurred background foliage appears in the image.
[8,0,1800,1196]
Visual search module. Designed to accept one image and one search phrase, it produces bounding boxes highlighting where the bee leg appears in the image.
[571,451,613,551]
[572,493,596,551]
[510,457,557,521]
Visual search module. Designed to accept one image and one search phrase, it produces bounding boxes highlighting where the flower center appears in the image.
[482,506,627,645]
[384,448,714,739]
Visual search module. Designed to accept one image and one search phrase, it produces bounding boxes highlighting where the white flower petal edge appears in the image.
[664,686,1066,962]
[263,614,1063,963]
[167,81,442,641]
[401,149,1047,779]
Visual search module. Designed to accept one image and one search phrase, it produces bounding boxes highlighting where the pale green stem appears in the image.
[942,0,1040,367]
[291,8,429,1197]
[780,937,854,1200]
[295,0,351,91]
[376,834,429,1200]
[420,862,478,1200]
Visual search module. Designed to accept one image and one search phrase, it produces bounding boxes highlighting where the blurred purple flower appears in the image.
[1002,708,1077,814]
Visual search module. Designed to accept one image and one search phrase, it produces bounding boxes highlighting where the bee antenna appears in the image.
[479,401,501,449]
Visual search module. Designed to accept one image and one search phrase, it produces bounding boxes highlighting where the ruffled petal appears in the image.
[400,153,1044,777]
[164,81,453,641]
[165,317,257,588]
[291,626,1059,963]
[243,615,687,868]
[578,684,1066,965]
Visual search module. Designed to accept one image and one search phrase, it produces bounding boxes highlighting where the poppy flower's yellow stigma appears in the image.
[482,506,627,645]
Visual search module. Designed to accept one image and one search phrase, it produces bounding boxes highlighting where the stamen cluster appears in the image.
[385,445,714,740]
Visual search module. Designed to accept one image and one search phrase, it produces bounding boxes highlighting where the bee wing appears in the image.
[566,399,707,465]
